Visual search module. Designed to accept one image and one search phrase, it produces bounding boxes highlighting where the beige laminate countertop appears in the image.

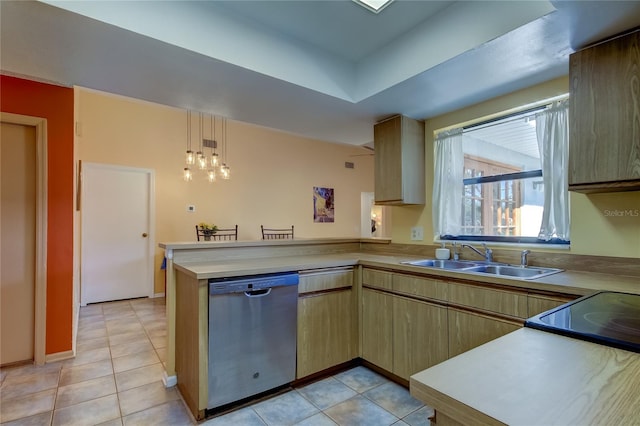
[170,248,640,424]
[173,251,640,296]
[410,328,640,426]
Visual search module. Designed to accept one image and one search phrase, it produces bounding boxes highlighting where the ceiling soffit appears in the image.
[41,0,555,103]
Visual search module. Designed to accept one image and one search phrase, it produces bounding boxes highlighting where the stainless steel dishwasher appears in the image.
[208,272,298,409]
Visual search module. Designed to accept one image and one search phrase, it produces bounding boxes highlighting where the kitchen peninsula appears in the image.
[159,238,640,421]
[410,328,640,425]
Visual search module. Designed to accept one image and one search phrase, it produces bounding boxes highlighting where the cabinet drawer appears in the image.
[448,282,528,318]
[299,267,353,294]
[528,293,577,317]
[362,268,392,290]
[392,274,447,301]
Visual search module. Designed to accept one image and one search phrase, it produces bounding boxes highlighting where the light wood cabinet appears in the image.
[174,271,209,420]
[297,290,355,378]
[569,29,640,192]
[297,268,355,378]
[362,270,448,379]
[528,293,577,317]
[362,268,529,375]
[393,273,448,301]
[448,308,521,358]
[361,288,394,372]
[299,267,354,293]
[448,282,528,319]
[374,115,425,205]
[393,296,448,380]
[447,282,526,357]
[362,268,393,290]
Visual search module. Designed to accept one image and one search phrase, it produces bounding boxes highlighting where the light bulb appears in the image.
[210,152,219,167]
[221,164,231,180]
[197,152,207,170]
[185,150,195,165]
[207,170,216,183]
[183,167,193,181]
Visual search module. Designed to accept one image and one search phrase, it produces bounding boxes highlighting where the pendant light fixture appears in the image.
[210,116,219,168]
[196,113,207,170]
[221,117,231,180]
[183,167,193,181]
[183,110,194,181]
[185,110,195,165]
[181,110,232,182]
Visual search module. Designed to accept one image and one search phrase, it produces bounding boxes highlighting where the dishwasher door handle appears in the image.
[244,288,272,297]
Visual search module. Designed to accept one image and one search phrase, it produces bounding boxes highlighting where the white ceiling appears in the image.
[1,0,640,147]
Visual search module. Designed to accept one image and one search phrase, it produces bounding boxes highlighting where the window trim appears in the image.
[462,105,546,131]
[435,98,571,246]
[441,235,570,245]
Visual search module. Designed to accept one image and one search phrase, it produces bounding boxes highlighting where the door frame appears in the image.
[1,112,48,366]
[80,163,156,305]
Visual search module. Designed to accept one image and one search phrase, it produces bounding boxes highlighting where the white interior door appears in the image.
[81,163,154,305]
[0,122,36,365]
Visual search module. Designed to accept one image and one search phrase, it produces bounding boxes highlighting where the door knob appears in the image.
[142,233,148,238]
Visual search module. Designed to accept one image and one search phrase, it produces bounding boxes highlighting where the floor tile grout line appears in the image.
[109,315,123,426]
[109,299,172,424]
[52,304,118,425]
[50,358,63,426]
[6,298,425,426]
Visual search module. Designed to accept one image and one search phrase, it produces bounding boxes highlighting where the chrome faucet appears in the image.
[520,250,531,267]
[461,243,493,262]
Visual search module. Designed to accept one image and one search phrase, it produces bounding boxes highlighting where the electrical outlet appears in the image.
[411,226,424,241]
[187,205,195,212]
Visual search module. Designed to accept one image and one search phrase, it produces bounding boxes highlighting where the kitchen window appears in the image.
[433,99,570,245]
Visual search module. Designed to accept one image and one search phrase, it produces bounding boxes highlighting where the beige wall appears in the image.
[391,76,640,259]
[76,88,374,293]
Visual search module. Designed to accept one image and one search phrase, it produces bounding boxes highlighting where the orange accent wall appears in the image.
[1,75,74,354]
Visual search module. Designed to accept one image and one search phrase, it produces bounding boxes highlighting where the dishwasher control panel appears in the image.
[209,272,299,294]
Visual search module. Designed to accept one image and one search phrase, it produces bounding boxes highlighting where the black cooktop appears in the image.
[525,291,640,353]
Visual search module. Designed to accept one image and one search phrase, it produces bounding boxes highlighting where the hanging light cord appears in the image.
[223,117,227,163]
[187,110,191,151]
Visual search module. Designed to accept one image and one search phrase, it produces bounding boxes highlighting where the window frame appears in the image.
[437,103,570,246]
[462,155,528,237]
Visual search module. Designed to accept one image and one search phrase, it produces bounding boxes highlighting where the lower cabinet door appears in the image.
[297,289,355,378]
[361,288,393,372]
[448,308,521,358]
[393,296,448,380]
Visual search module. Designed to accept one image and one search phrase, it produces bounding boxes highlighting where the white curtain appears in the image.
[432,128,464,238]
[536,99,570,241]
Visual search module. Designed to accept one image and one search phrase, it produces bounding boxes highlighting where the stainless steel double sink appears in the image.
[400,259,563,280]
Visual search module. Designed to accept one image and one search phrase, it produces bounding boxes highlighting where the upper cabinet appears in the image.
[374,115,425,204]
[569,29,640,193]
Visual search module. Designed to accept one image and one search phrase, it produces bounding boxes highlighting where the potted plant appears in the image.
[198,222,218,241]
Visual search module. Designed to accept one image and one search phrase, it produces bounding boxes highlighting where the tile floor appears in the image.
[0,298,432,426]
